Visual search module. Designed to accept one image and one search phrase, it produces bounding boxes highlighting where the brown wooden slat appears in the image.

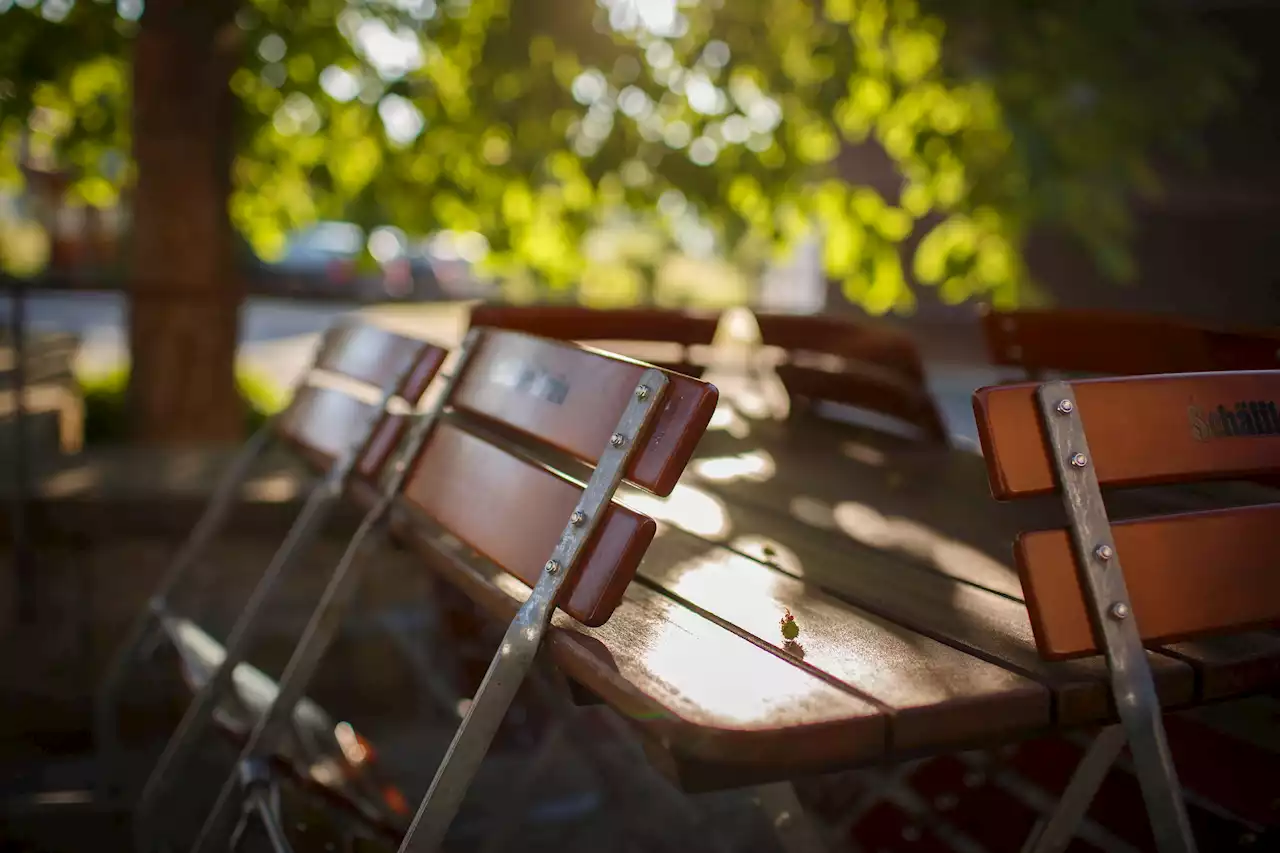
[981,308,1280,376]
[1018,504,1280,659]
[1159,633,1280,700]
[636,529,1048,753]
[469,304,720,346]
[449,330,719,496]
[627,487,1191,725]
[753,312,928,382]
[690,411,1280,705]
[686,415,1029,598]
[774,364,948,442]
[364,481,888,782]
[401,419,656,627]
[273,386,406,480]
[974,372,1280,499]
[314,324,445,400]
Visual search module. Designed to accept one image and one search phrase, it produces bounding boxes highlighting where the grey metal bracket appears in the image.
[135,375,409,850]
[190,330,483,853]
[1034,381,1196,853]
[397,367,670,853]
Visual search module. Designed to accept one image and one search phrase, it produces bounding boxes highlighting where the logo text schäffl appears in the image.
[1188,401,1280,442]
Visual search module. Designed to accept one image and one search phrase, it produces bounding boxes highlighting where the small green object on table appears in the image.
[780,608,800,641]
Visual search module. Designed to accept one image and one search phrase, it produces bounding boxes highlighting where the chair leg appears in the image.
[94,425,274,800]
[754,782,828,853]
[1021,725,1127,853]
[135,474,344,848]
[474,717,570,853]
[193,512,393,853]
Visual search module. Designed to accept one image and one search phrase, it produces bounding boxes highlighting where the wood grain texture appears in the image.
[273,386,407,480]
[449,330,719,496]
[401,419,656,626]
[981,307,1280,377]
[626,477,1191,726]
[754,313,929,382]
[974,372,1280,498]
[753,313,947,441]
[1018,504,1280,659]
[313,325,446,401]
[469,304,720,378]
[636,529,1048,752]
[361,481,888,781]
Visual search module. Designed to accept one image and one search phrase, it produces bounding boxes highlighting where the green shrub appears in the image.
[79,368,285,445]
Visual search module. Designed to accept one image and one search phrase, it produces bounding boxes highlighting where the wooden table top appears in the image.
[375,375,1280,791]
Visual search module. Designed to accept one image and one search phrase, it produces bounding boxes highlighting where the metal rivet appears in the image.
[325,845,336,852]
[610,433,626,447]
[1110,602,1130,620]
[569,510,586,526]
[544,560,560,574]
[1056,399,1074,415]
[1095,544,1114,562]
[935,794,958,811]
[1069,452,1089,468]
[774,812,792,829]
[394,459,407,473]
[635,385,650,401]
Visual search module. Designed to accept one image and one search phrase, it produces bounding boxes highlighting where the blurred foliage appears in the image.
[79,365,282,444]
[0,0,1249,312]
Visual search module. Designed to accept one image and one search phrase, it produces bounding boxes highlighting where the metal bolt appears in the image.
[1110,602,1130,620]
[610,433,626,448]
[635,385,650,401]
[544,560,560,575]
[774,812,793,830]
[1069,451,1089,468]
[1056,399,1074,415]
[569,510,586,526]
[1094,543,1114,562]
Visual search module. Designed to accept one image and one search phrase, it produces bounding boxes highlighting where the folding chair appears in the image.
[95,324,446,845]
[468,302,720,377]
[973,370,1280,852]
[191,328,719,852]
[979,306,1280,380]
[752,311,949,443]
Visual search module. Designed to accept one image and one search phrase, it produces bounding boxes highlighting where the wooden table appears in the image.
[378,373,1280,792]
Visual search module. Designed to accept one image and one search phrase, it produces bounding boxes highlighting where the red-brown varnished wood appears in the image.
[449,330,719,496]
[469,304,719,377]
[981,307,1280,377]
[974,372,1280,499]
[313,324,446,399]
[401,419,656,626]
[636,529,1048,753]
[753,312,929,382]
[470,304,719,347]
[622,477,1191,725]
[753,313,947,441]
[357,480,889,782]
[273,386,407,480]
[1017,504,1280,659]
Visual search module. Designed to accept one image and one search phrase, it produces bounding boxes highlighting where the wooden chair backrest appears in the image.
[400,329,719,626]
[981,307,1280,378]
[468,303,719,377]
[974,371,1280,659]
[274,325,447,479]
[752,312,947,442]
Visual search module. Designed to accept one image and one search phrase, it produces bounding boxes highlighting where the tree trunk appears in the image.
[129,0,243,443]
